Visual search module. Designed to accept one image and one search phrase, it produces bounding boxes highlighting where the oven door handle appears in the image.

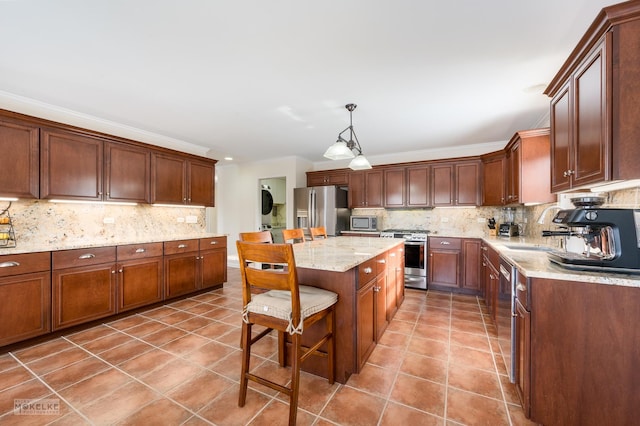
[404,241,425,246]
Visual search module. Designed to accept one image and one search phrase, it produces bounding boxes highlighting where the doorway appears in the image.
[258,177,286,243]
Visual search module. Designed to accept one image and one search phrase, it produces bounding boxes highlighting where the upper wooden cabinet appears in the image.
[546,2,640,191]
[383,163,431,208]
[40,128,151,203]
[432,160,480,207]
[307,169,349,187]
[151,152,215,206]
[348,170,383,208]
[481,151,506,206]
[505,128,555,205]
[0,118,39,199]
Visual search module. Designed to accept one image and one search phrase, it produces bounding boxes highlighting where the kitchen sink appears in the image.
[501,244,553,252]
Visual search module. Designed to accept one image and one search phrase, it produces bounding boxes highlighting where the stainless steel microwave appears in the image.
[350,215,378,231]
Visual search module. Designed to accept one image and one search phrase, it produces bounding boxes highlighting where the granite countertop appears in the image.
[0,233,228,255]
[483,236,640,288]
[293,236,404,272]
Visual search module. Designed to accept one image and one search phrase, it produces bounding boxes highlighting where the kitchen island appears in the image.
[289,236,405,383]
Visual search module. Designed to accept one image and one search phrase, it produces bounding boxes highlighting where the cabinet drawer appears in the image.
[200,236,227,250]
[117,242,163,260]
[375,254,388,275]
[164,239,199,255]
[429,237,461,250]
[358,258,377,289]
[0,252,51,277]
[53,247,116,269]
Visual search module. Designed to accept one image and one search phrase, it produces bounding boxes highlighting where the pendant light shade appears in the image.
[323,103,371,170]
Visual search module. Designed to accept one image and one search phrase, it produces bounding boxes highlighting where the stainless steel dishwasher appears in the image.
[498,255,517,383]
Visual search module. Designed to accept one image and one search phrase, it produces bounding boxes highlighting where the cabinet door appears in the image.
[307,173,327,187]
[365,170,384,208]
[151,152,187,204]
[40,128,103,200]
[383,167,405,207]
[200,248,227,289]
[357,278,376,370]
[118,257,163,312]
[348,171,365,208]
[572,40,609,188]
[0,119,39,199]
[428,249,460,288]
[481,154,505,206]
[550,83,572,192]
[514,298,531,418]
[406,165,430,207]
[188,160,215,207]
[456,161,480,206]
[164,253,199,299]
[507,142,521,204]
[462,239,481,292]
[0,271,51,346]
[395,246,405,306]
[386,250,399,320]
[432,164,454,206]
[52,264,116,330]
[105,142,150,203]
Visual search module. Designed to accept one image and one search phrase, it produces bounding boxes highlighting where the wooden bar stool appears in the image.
[309,226,328,240]
[239,230,273,244]
[282,228,306,243]
[236,241,337,425]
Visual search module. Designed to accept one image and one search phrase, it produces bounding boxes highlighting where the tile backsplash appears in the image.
[1,199,207,249]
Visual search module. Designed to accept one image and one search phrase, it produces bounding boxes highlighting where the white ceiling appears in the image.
[0,0,615,165]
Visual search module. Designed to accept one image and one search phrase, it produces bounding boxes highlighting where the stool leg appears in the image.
[238,322,252,407]
[289,333,301,426]
[278,330,286,367]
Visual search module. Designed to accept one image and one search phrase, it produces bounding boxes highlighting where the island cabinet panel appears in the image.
[0,118,39,199]
[116,242,163,312]
[40,127,103,201]
[357,278,376,370]
[529,278,640,425]
[52,247,117,330]
[385,245,403,319]
[374,254,388,341]
[0,252,51,346]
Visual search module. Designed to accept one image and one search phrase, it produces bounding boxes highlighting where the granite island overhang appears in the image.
[288,236,406,383]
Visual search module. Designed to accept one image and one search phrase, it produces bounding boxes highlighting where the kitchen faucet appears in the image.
[536,205,563,225]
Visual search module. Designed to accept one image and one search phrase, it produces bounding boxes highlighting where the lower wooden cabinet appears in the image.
[374,254,388,341]
[52,247,117,331]
[357,277,376,369]
[428,237,461,289]
[514,296,530,417]
[0,252,51,346]
[462,239,481,292]
[164,240,200,299]
[200,237,227,289]
[117,243,163,312]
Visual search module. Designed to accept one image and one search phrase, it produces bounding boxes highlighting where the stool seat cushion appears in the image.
[245,285,337,323]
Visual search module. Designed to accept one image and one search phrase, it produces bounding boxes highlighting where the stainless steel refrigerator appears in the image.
[293,186,350,238]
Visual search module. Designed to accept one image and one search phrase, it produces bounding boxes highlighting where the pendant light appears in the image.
[323,103,372,170]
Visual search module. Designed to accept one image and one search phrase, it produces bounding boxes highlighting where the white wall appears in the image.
[216,156,312,264]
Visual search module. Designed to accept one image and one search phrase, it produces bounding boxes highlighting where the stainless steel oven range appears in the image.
[380,229,428,290]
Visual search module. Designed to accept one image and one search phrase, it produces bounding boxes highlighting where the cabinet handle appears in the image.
[482,247,487,251]
[118,268,123,273]
[516,283,527,292]
[210,241,218,245]
[390,253,396,257]
[363,267,373,274]
[78,254,96,259]
[178,244,187,249]
[135,248,146,253]
[378,259,386,264]
[0,261,20,268]
[440,241,450,245]
[112,269,117,274]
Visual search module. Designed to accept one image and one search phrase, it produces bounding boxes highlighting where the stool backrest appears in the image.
[282,228,306,244]
[239,230,273,243]
[309,226,328,240]
[236,241,301,321]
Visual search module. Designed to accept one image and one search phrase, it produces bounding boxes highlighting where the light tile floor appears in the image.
[0,268,538,425]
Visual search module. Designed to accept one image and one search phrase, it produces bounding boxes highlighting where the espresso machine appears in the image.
[544,207,640,273]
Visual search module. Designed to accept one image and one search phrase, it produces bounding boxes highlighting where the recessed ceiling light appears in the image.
[224,157,233,161]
